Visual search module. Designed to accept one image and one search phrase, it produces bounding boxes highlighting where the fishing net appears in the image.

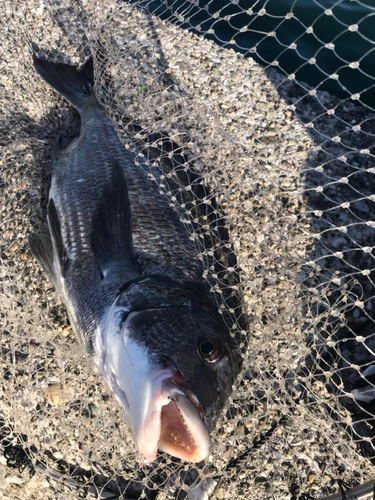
[1,0,375,499]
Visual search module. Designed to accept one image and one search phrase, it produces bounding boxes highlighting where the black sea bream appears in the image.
[30,53,244,463]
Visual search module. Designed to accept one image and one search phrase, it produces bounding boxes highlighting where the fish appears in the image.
[29,50,245,463]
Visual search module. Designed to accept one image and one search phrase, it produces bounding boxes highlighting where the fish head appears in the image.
[96,294,242,464]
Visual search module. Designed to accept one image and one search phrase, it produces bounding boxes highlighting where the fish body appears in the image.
[30,53,244,463]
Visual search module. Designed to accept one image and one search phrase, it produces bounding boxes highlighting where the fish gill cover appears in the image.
[0,1,375,499]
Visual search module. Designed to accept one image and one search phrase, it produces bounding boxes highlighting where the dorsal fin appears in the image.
[91,161,134,276]
[28,233,58,289]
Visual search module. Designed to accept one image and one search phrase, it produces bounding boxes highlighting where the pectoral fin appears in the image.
[91,161,134,276]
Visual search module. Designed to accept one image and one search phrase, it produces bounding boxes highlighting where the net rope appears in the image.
[1,0,375,499]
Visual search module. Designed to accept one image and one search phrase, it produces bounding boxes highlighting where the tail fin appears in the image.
[33,55,94,112]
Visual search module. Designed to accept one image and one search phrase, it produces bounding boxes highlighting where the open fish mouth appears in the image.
[157,376,210,462]
[111,369,211,463]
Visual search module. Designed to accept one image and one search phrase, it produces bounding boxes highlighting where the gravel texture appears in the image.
[1,1,375,499]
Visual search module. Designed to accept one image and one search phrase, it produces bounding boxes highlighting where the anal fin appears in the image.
[47,198,66,276]
[28,233,58,289]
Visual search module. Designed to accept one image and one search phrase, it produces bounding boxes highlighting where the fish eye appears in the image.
[198,335,224,363]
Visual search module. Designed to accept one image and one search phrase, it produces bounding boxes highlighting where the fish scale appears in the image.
[29,51,245,463]
[52,97,200,281]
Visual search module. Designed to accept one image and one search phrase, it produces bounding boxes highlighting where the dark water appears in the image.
[135,0,375,109]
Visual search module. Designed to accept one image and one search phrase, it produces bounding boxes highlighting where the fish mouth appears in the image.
[157,376,210,462]
[129,371,211,463]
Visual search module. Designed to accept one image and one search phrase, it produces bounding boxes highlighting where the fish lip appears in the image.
[156,374,211,463]
[160,376,205,421]
[133,370,210,464]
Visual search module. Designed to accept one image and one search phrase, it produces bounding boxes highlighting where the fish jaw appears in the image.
[157,377,210,463]
[131,373,211,463]
[95,310,210,463]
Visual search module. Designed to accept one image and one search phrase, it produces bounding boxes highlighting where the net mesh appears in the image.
[1,0,375,499]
